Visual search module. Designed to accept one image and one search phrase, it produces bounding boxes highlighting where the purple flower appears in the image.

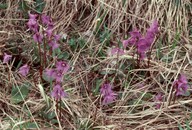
[174,74,189,96]
[18,64,30,77]
[51,84,67,100]
[48,40,60,50]
[111,48,124,56]
[41,14,52,25]
[102,94,116,105]
[52,69,63,82]
[3,53,12,63]
[29,13,38,19]
[129,29,142,38]
[154,93,163,109]
[27,13,38,32]
[100,83,117,105]
[54,34,60,41]
[33,32,43,43]
[55,61,70,73]
[137,38,149,53]
[123,29,142,48]
[122,39,129,48]
[144,20,159,46]
[148,20,159,34]
[45,28,53,39]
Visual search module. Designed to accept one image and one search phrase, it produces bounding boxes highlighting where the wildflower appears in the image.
[174,74,189,96]
[145,20,159,46]
[18,64,30,76]
[123,29,142,48]
[51,84,67,100]
[29,13,38,20]
[48,40,60,50]
[148,20,159,34]
[3,53,12,63]
[100,83,117,105]
[33,32,43,43]
[27,13,38,32]
[154,93,163,109]
[137,38,148,52]
[129,29,142,38]
[55,61,70,73]
[52,69,63,82]
[45,28,53,39]
[54,34,60,41]
[102,94,116,105]
[41,14,52,25]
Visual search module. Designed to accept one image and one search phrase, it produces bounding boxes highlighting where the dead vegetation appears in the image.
[0,0,192,129]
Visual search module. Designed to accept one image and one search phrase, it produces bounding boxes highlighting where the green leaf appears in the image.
[11,83,30,104]
[47,111,56,120]
[186,120,190,130]
[25,122,39,129]
[0,3,8,9]
[18,0,29,17]
[57,52,69,60]
[35,0,46,13]
[50,119,58,124]
[93,79,102,95]
[178,124,184,130]
[69,38,76,46]
[38,84,50,107]
[182,91,190,97]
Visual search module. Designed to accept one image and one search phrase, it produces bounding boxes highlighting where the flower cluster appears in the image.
[2,53,30,77]
[123,20,159,60]
[27,13,60,50]
[173,74,189,96]
[45,60,70,99]
[100,83,117,105]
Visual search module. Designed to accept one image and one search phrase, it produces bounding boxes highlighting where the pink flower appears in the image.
[100,83,117,105]
[3,53,12,63]
[55,61,70,73]
[29,13,38,19]
[148,20,159,34]
[54,34,60,41]
[102,94,116,105]
[18,64,30,77]
[33,32,43,43]
[137,38,148,52]
[173,74,189,96]
[123,29,142,48]
[129,29,142,38]
[41,14,52,25]
[52,69,63,83]
[51,84,67,100]
[27,13,38,32]
[45,28,53,39]
[48,40,60,50]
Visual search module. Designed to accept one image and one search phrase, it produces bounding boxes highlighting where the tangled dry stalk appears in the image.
[0,0,192,129]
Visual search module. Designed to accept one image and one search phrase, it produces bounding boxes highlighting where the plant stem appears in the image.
[38,43,43,81]
[43,40,47,67]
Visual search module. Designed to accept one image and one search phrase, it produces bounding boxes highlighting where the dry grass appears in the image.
[0,0,192,129]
